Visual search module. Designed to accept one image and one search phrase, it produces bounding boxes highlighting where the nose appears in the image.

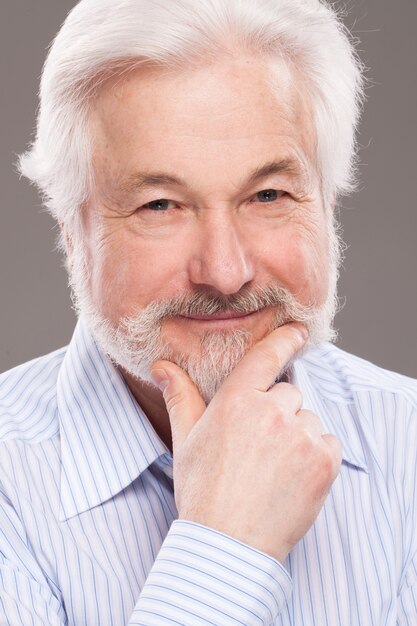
[187,210,255,295]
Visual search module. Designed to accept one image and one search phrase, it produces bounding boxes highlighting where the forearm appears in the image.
[128,520,292,625]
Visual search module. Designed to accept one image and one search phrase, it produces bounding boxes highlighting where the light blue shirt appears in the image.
[0,317,416,625]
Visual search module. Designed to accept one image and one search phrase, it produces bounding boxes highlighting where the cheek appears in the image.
[259,224,329,306]
[88,228,190,321]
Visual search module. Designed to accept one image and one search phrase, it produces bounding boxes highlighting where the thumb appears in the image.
[151,360,206,453]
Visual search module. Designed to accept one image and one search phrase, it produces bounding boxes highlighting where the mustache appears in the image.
[131,284,316,324]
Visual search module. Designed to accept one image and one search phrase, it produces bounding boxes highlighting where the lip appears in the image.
[176,309,264,329]
[183,310,256,321]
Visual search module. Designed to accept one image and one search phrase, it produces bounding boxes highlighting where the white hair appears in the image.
[19,0,364,240]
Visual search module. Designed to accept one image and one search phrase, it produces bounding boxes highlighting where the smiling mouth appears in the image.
[180,310,260,322]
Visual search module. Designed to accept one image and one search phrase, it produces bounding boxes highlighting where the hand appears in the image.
[151,323,342,563]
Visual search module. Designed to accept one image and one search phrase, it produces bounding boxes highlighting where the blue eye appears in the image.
[144,199,171,211]
[255,189,283,203]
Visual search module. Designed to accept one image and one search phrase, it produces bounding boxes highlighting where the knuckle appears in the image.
[280,382,303,405]
[294,428,314,456]
[312,445,341,497]
[270,399,287,421]
[320,448,337,480]
[299,409,323,433]
[253,398,288,438]
[324,435,343,469]
[269,393,291,422]
[164,388,183,414]
[275,382,291,394]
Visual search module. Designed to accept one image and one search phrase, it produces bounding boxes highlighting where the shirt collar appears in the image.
[291,358,369,473]
[57,320,367,520]
[57,316,171,521]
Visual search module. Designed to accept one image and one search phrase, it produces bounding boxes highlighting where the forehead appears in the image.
[90,54,317,190]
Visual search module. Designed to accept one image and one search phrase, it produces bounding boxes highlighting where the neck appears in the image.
[119,368,173,454]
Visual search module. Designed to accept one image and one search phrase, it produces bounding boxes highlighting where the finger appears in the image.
[223,322,308,393]
[268,382,303,414]
[292,412,342,478]
[296,409,324,438]
[322,433,343,479]
[151,360,206,454]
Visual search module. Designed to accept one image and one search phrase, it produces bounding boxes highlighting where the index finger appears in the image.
[223,323,308,393]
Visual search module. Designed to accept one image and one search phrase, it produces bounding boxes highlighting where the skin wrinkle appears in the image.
[94,153,314,224]
[89,61,315,212]
[68,52,338,430]
[119,158,307,196]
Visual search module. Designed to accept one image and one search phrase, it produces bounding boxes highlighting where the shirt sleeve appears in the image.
[129,519,292,625]
[0,483,292,626]
[397,551,417,624]
[396,407,417,625]
[0,485,67,626]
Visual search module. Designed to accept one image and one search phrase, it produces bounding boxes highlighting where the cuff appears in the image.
[130,519,292,625]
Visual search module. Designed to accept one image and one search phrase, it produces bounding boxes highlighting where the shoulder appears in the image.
[303,342,417,408]
[303,343,417,482]
[0,346,68,443]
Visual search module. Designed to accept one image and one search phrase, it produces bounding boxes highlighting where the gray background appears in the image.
[1,0,416,377]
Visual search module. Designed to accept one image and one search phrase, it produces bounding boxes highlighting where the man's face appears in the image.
[74,54,335,400]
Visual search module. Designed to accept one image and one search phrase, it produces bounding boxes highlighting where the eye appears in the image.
[142,198,174,211]
[253,189,285,203]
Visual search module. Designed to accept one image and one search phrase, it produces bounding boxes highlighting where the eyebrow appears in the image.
[120,158,304,194]
[245,159,302,186]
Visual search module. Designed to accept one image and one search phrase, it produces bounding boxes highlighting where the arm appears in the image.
[0,488,291,626]
[396,409,417,625]
[129,520,292,625]
[0,486,67,626]
[397,551,417,625]
[0,324,338,625]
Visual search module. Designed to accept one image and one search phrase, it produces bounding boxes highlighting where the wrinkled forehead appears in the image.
[88,53,318,194]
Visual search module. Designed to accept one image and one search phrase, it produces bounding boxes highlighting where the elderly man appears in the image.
[1,0,416,624]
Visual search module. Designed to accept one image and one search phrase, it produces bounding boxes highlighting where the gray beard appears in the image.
[67,213,341,403]
[71,276,338,403]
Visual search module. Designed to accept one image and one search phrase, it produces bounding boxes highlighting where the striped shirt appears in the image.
[0,316,416,625]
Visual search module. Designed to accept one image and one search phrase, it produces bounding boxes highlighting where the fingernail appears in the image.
[151,368,169,391]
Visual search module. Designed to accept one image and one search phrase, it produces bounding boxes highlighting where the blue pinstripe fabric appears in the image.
[0,316,416,625]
